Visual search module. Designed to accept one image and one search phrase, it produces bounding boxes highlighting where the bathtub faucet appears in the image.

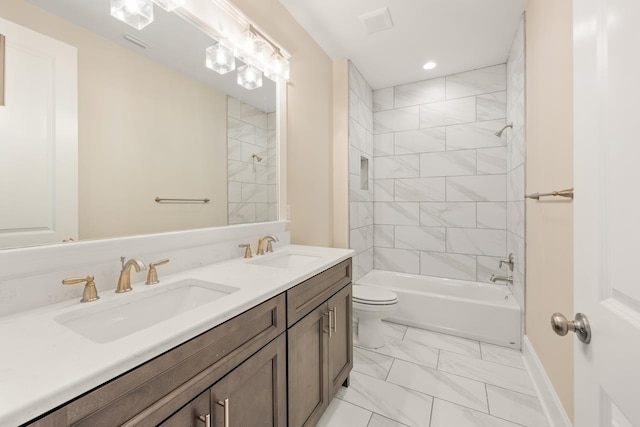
[490,274,513,285]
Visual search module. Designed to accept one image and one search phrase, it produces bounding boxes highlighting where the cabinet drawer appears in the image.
[27,294,285,427]
[287,259,352,327]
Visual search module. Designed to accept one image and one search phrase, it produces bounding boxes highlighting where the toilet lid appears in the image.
[353,285,398,305]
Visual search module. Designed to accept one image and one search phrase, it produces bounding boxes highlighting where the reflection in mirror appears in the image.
[0,0,280,250]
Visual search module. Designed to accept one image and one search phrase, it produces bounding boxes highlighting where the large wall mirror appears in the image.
[0,0,286,250]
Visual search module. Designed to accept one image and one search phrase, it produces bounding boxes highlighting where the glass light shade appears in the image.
[264,54,290,82]
[241,30,263,56]
[111,0,154,30]
[153,0,185,11]
[237,64,263,90]
[206,43,236,75]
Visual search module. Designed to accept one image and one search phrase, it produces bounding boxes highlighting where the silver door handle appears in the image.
[550,312,591,343]
[331,307,337,334]
[217,398,229,427]
[197,414,211,427]
[325,310,333,337]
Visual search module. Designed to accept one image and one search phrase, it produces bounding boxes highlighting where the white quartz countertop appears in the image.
[0,245,354,426]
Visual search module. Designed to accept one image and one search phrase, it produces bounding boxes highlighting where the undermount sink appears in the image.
[55,279,238,343]
[248,252,320,269]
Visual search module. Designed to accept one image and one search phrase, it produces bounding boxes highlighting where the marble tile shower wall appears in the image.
[506,16,526,309]
[227,97,277,225]
[372,65,510,283]
[348,62,375,281]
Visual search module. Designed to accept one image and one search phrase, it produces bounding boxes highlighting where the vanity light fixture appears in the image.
[423,61,438,70]
[237,64,263,90]
[110,0,154,30]
[206,42,236,74]
[264,49,291,82]
[152,0,185,12]
[240,28,264,56]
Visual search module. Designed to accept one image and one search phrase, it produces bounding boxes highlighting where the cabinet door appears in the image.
[287,303,330,427]
[327,283,353,399]
[159,391,210,427]
[210,334,287,427]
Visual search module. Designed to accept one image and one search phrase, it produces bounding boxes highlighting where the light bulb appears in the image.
[205,42,236,75]
[111,0,154,30]
[237,64,263,90]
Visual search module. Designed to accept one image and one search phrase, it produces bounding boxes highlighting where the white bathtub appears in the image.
[357,270,522,349]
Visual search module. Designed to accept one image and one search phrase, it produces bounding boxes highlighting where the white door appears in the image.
[574,0,640,425]
[0,17,78,249]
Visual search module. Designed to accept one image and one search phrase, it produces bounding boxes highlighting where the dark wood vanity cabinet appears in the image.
[25,258,352,427]
[160,333,287,427]
[287,260,353,427]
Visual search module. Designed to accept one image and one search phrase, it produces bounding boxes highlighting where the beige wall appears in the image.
[525,0,574,421]
[332,58,350,249]
[230,0,335,247]
[0,0,228,241]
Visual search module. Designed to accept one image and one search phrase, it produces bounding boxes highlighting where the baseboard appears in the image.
[522,336,573,427]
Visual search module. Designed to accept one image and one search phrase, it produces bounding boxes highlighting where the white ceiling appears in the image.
[278,0,525,89]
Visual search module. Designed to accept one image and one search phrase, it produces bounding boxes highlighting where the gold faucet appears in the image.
[257,235,279,255]
[116,257,147,293]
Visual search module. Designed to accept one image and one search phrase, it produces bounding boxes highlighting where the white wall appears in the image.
[371,65,510,283]
[506,16,527,316]
[227,97,277,224]
[348,62,375,281]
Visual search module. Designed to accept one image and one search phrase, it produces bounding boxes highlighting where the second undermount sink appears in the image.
[55,279,238,344]
[248,251,321,269]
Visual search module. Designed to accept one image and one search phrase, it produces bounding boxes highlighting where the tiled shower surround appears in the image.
[371,65,511,283]
[349,63,375,281]
[506,16,526,309]
[227,97,277,225]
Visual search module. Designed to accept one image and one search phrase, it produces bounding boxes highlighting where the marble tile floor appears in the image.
[317,322,548,427]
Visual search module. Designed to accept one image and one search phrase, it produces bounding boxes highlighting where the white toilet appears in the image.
[353,285,399,349]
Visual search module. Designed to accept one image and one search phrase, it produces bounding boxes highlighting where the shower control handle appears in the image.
[550,312,591,343]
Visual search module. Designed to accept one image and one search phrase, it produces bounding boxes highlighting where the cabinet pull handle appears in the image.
[217,398,230,427]
[197,414,211,427]
[327,310,333,338]
[332,307,337,334]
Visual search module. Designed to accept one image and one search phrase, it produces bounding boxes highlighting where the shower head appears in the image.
[252,153,263,162]
[494,123,514,137]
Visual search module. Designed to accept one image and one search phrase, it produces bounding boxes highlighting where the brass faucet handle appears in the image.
[239,244,253,259]
[266,240,274,253]
[146,259,170,285]
[62,275,100,303]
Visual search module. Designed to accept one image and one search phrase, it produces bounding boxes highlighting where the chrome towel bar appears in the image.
[525,188,573,200]
[155,197,211,203]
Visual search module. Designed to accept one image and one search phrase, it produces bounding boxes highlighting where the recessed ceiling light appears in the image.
[423,61,437,70]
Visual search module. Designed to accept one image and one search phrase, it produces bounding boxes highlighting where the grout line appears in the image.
[427,396,435,427]
[385,358,396,381]
[365,412,373,427]
[435,349,441,370]
[485,383,491,414]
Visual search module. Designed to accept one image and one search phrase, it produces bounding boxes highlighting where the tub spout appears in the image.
[490,274,513,285]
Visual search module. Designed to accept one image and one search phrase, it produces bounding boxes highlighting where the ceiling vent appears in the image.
[358,7,394,35]
[122,33,150,49]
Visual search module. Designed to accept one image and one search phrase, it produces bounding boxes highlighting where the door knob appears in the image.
[550,312,591,343]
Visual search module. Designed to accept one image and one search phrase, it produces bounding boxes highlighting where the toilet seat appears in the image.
[353,285,398,305]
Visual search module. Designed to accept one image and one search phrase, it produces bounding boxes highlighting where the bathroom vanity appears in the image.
[0,246,353,427]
